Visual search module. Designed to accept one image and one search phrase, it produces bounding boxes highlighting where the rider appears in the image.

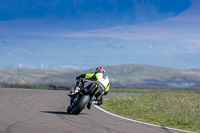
[69,66,110,109]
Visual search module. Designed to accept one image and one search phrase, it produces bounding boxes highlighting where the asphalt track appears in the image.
[0,88,194,133]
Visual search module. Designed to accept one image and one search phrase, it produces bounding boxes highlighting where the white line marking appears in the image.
[94,105,196,133]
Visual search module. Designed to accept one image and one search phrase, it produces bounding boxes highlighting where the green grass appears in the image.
[109,87,200,94]
[101,91,200,132]
[109,87,170,93]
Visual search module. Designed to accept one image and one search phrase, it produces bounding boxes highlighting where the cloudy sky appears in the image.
[0,0,200,69]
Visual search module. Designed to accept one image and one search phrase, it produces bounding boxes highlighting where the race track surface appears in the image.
[0,88,190,133]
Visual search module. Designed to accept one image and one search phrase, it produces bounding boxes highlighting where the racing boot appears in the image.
[68,87,80,98]
[87,100,98,110]
[86,101,92,110]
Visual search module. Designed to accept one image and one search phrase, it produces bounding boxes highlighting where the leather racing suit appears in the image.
[75,71,110,105]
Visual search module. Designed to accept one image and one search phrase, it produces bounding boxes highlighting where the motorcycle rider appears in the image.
[68,66,110,109]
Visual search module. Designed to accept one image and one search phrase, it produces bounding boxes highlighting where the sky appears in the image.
[0,0,200,70]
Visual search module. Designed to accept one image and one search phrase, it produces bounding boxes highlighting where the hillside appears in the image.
[104,64,200,87]
[1,64,200,88]
[0,68,79,85]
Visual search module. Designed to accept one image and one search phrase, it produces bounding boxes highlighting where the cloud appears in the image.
[62,65,80,70]
[60,1,199,42]
[61,24,187,41]
[181,39,200,44]
[1,39,10,44]
[166,0,200,22]
[0,0,197,43]
[180,39,200,49]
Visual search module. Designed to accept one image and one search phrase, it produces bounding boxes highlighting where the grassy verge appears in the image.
[109,87,169,93]
[101,91,200,132]
[109,87,200,93]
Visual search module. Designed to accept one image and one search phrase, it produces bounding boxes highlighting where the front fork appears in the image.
[68,94,79,109]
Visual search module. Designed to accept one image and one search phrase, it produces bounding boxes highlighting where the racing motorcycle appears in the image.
[67,79,100,114]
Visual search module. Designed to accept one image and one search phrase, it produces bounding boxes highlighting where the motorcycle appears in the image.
[67,79,100,114]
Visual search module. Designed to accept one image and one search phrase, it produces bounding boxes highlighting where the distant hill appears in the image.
[1,64,200,88]
[0,68,79,85]
[105,64,200,87]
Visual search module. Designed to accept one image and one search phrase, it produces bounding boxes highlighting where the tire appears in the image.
[71,95,90,115]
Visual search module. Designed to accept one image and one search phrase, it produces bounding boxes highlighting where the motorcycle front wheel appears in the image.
[71,95,90,115]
